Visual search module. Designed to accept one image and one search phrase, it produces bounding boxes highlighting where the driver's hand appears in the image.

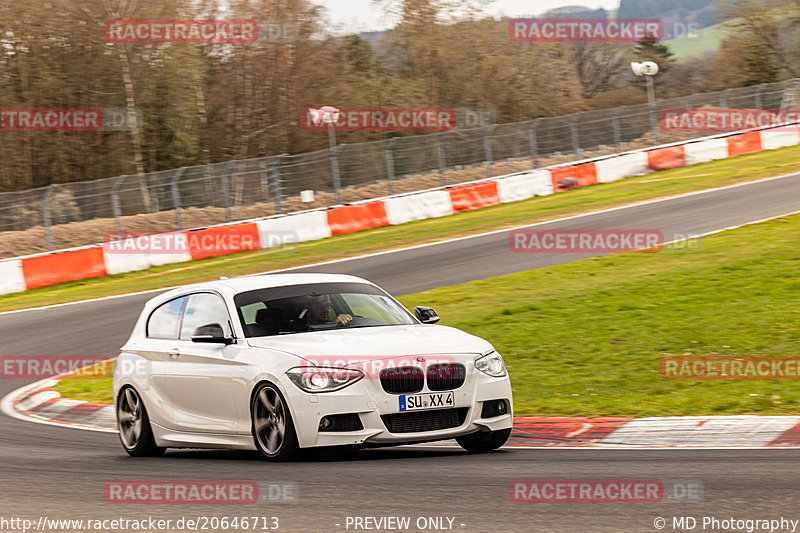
[336,313,353,326]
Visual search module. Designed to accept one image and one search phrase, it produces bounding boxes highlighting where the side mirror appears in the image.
[192,323,234,345]
[414,306,440,324]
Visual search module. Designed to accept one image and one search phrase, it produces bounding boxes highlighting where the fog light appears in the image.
[497,401,507,414]
[319,416,333,430]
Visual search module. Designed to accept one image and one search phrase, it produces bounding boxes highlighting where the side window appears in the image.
[180,293,232,340]
[240,302,267,327]
[147,296,188,339]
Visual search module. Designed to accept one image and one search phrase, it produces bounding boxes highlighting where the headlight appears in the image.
[285,366,364,393]
[475,351,507,377]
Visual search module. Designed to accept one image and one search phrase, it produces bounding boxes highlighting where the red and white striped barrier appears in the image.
[11,374,800,447]
[1,122,798,296]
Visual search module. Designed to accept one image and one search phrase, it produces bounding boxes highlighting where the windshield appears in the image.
[234,282,417,337]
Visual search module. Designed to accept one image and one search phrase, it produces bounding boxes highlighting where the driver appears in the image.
[303,294,352,327]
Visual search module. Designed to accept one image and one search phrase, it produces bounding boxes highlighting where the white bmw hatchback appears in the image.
[113,273,513,460]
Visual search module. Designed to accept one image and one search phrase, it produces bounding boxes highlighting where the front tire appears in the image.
[116,386,165,457]
[251,383,299,461]
[456,428,511,453]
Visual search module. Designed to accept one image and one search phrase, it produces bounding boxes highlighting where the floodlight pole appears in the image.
[327,123,337,150]
[645,75,655,108]
[645,75,658,144]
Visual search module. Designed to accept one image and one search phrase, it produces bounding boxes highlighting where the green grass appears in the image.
[53,362,114,404]
[2,145,798,313]
[395,214,800,417]
[56,212,800,416]
[666,22,731,60]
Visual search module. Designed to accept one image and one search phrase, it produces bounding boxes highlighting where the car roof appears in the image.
[156,273,375,300]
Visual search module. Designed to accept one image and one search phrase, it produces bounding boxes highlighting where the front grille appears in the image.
[381,408,469,433]
[380,366,424,394]
[319,413,363,432]
[481,399,509,418]
[427,363,466,391]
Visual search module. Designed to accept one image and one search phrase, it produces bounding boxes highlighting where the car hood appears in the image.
[246,324,493,362]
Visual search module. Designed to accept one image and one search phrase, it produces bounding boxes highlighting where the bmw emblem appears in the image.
[416,356,425,363]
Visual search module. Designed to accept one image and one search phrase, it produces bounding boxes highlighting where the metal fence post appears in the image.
[720,88,732,108]
[755,83,765,109]
[437,132,449,187]
[685,94,697,138]
[612,107,623,151]
[483,125,497,178]
[171,168,186,231]
[649,100,659,145]
[270,154,287,215]
[529,118,541,167]
[111,175,126,232]
[220,161,234,223]
[385,138,399,195]
[570,112,583,155]
[779,79,799,110]
[330,145,344,204]
[42,185,54,252]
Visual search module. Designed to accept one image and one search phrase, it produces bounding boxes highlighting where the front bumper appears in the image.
[283,366,513,448]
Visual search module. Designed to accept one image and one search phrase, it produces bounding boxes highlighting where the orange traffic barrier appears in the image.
[549,163,598,192]
[646,146,686,171]
[448,181,500,213]
[186,223,261,261]
[326,202,389,236]
[21,247,107,290]
[727,131,762,157]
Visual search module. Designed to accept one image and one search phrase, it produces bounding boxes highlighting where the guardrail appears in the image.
[1,79,797,255]
[1,118,797,297]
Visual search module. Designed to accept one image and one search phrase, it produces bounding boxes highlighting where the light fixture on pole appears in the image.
[309,105,340,149]
[631,61,660,142]
[309,105,343,203]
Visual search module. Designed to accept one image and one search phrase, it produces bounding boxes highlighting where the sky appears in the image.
[314,0,622,34]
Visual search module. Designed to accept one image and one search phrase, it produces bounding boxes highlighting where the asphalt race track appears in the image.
[2,173,800,532]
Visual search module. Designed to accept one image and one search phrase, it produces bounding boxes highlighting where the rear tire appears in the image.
[116,386,165,457]
[251,383,299,461]
[456,428,511,453]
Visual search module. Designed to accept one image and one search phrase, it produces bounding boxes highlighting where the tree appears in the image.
[717,0,800,81]
[633,40,676,74]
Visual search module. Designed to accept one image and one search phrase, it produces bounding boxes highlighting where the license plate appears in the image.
[399,391,454,411]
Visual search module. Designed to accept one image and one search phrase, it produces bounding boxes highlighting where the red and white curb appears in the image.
[5,377,800,447]
[1,375,116,433]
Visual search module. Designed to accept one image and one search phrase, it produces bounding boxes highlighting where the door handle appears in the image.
[168,349,181,359]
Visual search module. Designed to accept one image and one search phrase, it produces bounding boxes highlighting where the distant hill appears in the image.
[664,22,731,60]
[539,0,718,35]
[543,6,608,18]
[618,0,717,36]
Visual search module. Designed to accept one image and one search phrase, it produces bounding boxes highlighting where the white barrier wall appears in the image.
[595,152,649,183]
[384,190,454,225]
[496,170,553,202]
[257,210,332,246]
[6,121,799,296]
[0,260,26,295]
[761,129,800,150]
[684,138,730,166]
